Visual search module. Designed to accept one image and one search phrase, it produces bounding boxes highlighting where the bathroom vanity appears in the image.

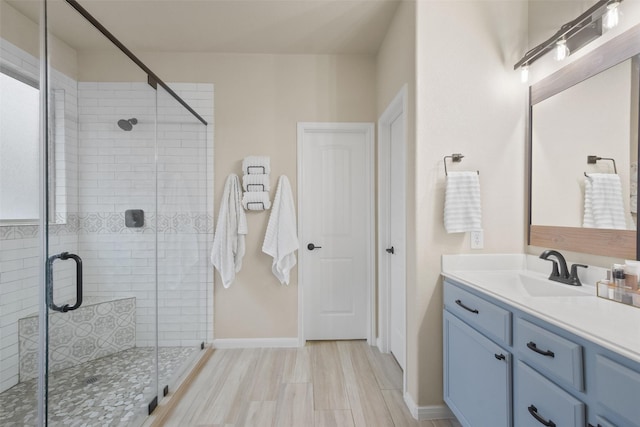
[442,254,640,427]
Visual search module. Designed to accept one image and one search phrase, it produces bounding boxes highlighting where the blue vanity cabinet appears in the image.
[443,284,512,427]
[443,277,640,427]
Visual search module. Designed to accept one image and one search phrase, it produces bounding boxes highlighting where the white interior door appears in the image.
[388,111,406,370]
[298,122,374,341]
[378,87,407,371]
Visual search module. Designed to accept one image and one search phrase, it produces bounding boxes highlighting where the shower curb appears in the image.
[143,346,214,427]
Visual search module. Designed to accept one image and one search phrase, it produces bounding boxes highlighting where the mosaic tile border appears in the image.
[0,213,213,240]
[77,212,213,234]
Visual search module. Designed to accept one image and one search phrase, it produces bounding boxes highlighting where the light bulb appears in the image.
[520,65,529,83]
[554,39,569,61]
[603,1,620,30]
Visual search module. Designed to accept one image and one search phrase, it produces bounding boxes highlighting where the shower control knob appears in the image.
[307,243,322,251]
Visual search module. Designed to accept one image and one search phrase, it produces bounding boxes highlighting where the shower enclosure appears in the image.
[0,0,213,425]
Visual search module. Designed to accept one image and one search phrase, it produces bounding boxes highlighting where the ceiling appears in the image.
[8,0,401,55]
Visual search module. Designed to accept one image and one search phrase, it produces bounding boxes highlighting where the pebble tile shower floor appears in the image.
[0,347,197,426]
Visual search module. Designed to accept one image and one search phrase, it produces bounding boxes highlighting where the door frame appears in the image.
[296,122,375,346]
[377,85,408,371]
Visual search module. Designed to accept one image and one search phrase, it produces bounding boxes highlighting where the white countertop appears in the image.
[442,254,640,364]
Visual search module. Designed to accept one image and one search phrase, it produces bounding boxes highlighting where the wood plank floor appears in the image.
[162,340,462,427]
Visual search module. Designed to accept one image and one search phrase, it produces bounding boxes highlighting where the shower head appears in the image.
[117,118,138,131]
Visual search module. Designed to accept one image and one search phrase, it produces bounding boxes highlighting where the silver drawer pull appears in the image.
[527,341,555,358]
[455,299,479,314]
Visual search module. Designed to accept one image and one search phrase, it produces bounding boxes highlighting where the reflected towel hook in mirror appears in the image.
[443,153,479,176]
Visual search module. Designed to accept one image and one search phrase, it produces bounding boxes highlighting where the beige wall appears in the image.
[1,0,78,79]
[0,0,39,58]
[414,0,528,407]
[123,52,377,339]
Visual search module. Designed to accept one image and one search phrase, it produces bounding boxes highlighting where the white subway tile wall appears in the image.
[1,38,214,393]
[77,82,214,348]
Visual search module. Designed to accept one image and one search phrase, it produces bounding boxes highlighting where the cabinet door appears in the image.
[444,311,511,427]
[595,355,640,427]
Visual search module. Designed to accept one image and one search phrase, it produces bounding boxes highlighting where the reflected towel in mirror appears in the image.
[583,173,627,229]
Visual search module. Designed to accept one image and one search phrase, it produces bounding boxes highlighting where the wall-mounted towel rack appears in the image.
[443,153,479,176]
[247,165,266,174]
[584,155,617,177]
[247,184,265,191]
[247,202,265,210]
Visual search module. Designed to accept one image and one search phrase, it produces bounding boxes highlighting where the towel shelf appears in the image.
[444,153,479,176]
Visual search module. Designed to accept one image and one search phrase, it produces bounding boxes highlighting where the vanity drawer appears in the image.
[515,361,585,427]
[444,282,511,345]
[515,318,583,391]
[595,355,640,427]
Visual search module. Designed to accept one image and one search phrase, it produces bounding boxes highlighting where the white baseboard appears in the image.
[212,338,299,349]
[404,392,454,420]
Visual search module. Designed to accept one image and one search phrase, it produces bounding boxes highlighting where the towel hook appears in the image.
[443,153,479,176]
[586,155,617,174]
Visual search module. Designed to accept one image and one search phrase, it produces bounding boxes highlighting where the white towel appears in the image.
[242,191,271,211]
[242,156,271,175]
[242,174,271,192]
[263,176,298,285]
[583,173,627,229]
[444,171,482,233]
[211,174,248,288]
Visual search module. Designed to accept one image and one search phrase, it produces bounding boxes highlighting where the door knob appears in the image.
[386,246,395,254]
[307,243,322,251]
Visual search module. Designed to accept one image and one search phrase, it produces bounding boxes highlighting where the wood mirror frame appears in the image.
[528,24,640,260]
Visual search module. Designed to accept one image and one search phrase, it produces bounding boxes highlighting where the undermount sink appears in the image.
[517,273,592,297]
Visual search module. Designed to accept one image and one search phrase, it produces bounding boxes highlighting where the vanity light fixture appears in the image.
[603,0,621,30]
[520,64,530,83]
[554,39,570,61]
[514,0,623,74]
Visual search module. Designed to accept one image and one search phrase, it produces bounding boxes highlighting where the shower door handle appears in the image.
[47,252,83,313]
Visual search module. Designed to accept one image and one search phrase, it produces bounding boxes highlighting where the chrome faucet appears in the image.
[539,249,588,286]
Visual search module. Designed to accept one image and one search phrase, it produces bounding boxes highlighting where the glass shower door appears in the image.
[0,1,43,425]
[156,85,210,397]
[44,1,158,425]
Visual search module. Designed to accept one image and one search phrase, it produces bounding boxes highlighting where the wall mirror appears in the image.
[529,24,640,259]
